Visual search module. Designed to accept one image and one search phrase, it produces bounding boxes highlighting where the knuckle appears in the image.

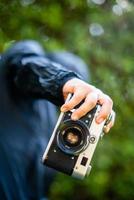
[89,85,96,91]
[96,88,103,94]
[74,94,82,102]
[108,98,113,105]
[87,96,97,107]
[75,107,87,117]
[66,101,75,108]
[105,95,113,105]
[64,104,70,109]
[80,107,87,114]
[90,100,96,108]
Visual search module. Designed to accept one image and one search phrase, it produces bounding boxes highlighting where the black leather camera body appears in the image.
[42,94,106,179]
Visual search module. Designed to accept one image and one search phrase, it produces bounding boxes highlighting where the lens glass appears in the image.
[63,127,82,147]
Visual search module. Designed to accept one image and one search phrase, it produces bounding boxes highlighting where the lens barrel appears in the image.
[57,120,90,155]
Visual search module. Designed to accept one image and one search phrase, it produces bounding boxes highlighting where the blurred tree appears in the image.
[0,0,134,200]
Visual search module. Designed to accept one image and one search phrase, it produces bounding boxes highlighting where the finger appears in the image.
[105,110,116,126]
[103,126,110,134]
[103,121,114,133]
[96,95,113,124]
[103,110,116,133]
[61,89,86,112]
[71,92,98,120]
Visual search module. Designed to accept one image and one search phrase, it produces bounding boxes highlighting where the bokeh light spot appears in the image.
[89,23,104,37]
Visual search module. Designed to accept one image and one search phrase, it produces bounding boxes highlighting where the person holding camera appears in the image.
[0,40,115,200]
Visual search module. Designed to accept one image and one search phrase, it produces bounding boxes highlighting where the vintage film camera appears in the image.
[42,94,107,180]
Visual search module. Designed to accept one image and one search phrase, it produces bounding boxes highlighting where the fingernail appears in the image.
[105,127,110,133]
[71,115,78,121]
[103,126,110,134]
[61,107,68,112]
[97,117,104,124]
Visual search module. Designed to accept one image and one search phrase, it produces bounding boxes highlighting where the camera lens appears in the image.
[57,120,90,155]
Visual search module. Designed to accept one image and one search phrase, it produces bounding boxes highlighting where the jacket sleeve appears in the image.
[14,55,80,105]
[2,42,81,106]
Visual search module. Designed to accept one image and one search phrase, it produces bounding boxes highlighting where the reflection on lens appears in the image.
[64,127,82,147]
[66,132,79,145]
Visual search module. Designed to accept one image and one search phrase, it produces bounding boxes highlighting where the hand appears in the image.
[61,78,115,133]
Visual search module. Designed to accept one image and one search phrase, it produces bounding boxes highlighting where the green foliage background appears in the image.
[0,0,134,199]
